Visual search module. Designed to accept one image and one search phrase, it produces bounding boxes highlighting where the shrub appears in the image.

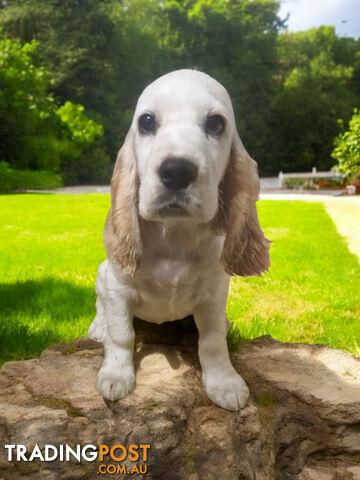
[56,102,110,185]
[316,178,344,188]
[0,162,62,193]
[60,147,111,185]
[348,171,360,194]
[0,33,63,172]
[332,109,360,178]
[283,178,316,189]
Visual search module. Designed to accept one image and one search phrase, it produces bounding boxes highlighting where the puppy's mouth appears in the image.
[154,192,192,218]
[158,202,190,217]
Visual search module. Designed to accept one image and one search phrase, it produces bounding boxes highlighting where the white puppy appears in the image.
[88,69,270,411]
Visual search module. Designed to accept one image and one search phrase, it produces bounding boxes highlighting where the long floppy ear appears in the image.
[212,133,270,276]
[103,131,142,275]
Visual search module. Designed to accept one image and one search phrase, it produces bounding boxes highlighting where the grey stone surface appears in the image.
[0,319,359,479]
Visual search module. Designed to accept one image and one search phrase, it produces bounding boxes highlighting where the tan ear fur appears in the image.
[103,131,142,274]
[212,134,270,276]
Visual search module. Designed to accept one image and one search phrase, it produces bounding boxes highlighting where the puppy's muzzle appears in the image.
[158,158,198,191]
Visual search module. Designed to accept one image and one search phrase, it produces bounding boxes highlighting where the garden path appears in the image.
[323,197,360,262]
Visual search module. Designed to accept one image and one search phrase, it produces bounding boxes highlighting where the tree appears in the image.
[56,101,109,184]
[1,1,359,177]
[0,33,61,171]
[0,0,286,174]
[0,0,163,158]
[147,0,284,173]
[332,109,360,177]
[271,27,356,173]
[0,33,109,183]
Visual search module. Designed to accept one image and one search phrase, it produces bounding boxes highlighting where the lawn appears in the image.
[0,194,359,366]
[228,200,360,355]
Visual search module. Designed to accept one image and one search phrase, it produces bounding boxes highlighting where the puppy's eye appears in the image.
[205,114,225,136]
[138,113,156,134]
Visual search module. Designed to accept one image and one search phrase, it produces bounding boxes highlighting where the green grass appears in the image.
[228,201,360,355]
[0,194,110,364]
[0,195,359,366]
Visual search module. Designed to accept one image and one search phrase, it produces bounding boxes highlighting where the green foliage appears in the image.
[56,102,110,185]
[271,27,357,173]
[60,145,110,186]
[57,102,103,145]
[0,0,283,172]
[0,0,158,156]
[0,33,60,171]
[151,0,283,170]
[0,1,359,175]
[0,32,110,186]
[332,109,360,177]
[0,162,62,193]
[282,178,315,189]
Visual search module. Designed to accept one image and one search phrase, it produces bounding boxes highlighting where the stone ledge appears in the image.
[0,319,359,479]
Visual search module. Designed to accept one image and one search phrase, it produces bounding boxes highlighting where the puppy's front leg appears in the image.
[194,301,249,411]
[96,301,136,401]
[94,265,136,401]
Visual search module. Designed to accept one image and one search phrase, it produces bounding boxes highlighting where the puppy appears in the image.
[88,69,270,411]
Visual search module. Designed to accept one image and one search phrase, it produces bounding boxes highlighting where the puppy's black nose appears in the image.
[158,158,197,190]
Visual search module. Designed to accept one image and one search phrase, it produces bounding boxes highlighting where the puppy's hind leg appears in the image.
[88,261,108,342]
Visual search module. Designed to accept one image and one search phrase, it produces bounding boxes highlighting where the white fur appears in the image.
[88,69,262,411]
[135,70,234,224]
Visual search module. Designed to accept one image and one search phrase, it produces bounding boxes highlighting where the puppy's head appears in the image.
[105,69,270,275]
[134,70,234,223]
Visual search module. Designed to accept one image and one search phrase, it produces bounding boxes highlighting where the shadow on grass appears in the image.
[0,277,248,367]
[0,278,95,365]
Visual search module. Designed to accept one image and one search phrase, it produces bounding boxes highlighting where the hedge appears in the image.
[0,162,62,193]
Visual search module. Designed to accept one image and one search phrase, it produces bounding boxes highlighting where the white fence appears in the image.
[278,167,343,188]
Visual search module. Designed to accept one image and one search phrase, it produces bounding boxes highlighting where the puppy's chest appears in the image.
[146,255,194,284]
[133,254,208,322]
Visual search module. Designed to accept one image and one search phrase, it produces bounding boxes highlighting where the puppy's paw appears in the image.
[96,365,136,401]
[203,372,249,411]
[88,319,106,342]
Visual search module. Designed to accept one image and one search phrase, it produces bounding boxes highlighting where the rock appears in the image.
[0,318,359,480]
